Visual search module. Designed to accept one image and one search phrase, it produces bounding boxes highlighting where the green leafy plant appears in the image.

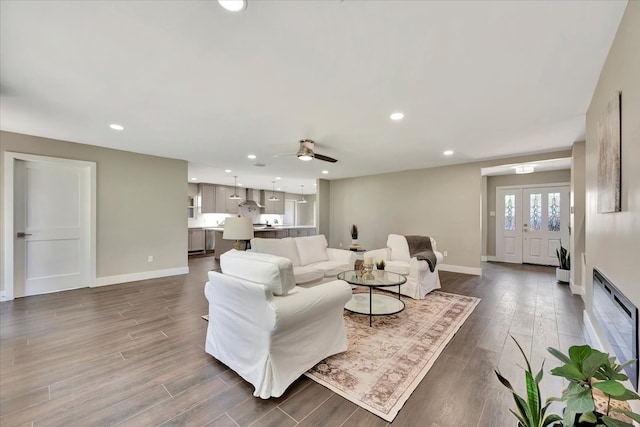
[556,243,570,270]
[375,259,386,270]
[350,224,358,240]
[495,336,562,427]
[547,344,640,426]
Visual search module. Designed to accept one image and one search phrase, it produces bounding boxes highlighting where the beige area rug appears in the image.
[305,291,480,422]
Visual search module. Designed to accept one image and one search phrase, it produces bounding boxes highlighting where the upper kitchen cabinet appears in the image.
[200,184,216,213]
[261,190,285,214]
[213,185,242,214]
[188,183,198,218]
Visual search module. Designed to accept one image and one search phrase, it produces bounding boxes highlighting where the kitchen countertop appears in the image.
[188,225,316,231]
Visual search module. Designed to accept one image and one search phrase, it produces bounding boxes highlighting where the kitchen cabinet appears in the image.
[200,184,216,213]
[188,183,198,218]
[214,185,242,214]
[287,228,316,237]
[188,228,205,252]
[261,190,285,214]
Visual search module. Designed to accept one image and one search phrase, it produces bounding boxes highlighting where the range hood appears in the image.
[240,188,263,208]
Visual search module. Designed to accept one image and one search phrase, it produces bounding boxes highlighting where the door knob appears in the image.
[16,232,32,238]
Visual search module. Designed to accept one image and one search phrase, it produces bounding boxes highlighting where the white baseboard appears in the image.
[438,264,482,276]
[0,290,6,301]
[486,256,499,262]
[93,266,189,287]
[569,279,585,296]
[480,256,488,262]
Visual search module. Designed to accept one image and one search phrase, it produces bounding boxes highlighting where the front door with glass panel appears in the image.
[496,188,523,263]
[522,186,569,266]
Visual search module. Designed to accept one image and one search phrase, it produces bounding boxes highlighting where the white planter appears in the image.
[556,268,570,283]
[351,239,358,245]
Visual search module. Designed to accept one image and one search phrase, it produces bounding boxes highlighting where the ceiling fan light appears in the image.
[297,145,314,161]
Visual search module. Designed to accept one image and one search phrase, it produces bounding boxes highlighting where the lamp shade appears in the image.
[223,217,254,241]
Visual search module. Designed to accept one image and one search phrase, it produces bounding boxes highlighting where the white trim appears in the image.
[438,264,482,276]
[0,291,5,301]
[480,255,487,262]
[2,152,97,301]
[485,255,499,262]
[93,267,189,287]
[495,182,571,191]
[569,279,584,295]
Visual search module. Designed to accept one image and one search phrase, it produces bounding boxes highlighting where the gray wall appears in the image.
[485,169,571,257]
[585,2,639,312]
[0,131,188,291]
[329,163,483,268]
[317,179,331,239]
[571,141,586,292]
[329,150,572,271]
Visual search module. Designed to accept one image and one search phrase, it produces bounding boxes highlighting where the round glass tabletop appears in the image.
[337,270,407,288]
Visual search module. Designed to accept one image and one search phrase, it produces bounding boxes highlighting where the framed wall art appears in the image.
[597,91,622,213]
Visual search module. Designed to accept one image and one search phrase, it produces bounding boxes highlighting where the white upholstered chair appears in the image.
[364,234,443,299]
[204,250,352,398]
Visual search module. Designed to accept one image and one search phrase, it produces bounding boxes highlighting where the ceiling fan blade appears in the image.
[314,153,338,163]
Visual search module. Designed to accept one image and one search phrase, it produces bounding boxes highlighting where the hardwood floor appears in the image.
[0,257,586,426]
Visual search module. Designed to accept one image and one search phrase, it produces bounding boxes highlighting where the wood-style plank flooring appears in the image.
[0,257,585,426]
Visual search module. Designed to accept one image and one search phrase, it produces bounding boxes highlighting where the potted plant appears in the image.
[547,344,640,426]
[350,224,358,245]
[495,336,562,427]
[556,242,570,283]
[375,259,386,271]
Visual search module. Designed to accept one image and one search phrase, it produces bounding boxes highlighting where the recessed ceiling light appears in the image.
[190,177,198,181]
[390,112,404,121]
[275,177,281,180]
[218,0,246,12]
[322,170,329,174]
[443,150,454,156]
[225,169,231,173]
[247,154,256,159]
[109,123,124,131]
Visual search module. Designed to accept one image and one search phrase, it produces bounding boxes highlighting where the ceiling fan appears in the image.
[275,139,338,163]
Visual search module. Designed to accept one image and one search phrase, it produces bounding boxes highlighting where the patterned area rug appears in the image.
[305,291,480,422]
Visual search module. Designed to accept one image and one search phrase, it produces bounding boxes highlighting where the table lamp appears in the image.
[223,217,254,250]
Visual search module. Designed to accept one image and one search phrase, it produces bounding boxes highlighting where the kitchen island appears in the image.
[193,226,317,259]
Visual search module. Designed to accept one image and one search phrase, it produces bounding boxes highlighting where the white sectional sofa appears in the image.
[250,235,356,284]
[204,250,352,398]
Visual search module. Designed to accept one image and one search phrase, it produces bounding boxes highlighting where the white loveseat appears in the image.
[250,235,356,284]
[204,250,352,398]
[364,234,443,299]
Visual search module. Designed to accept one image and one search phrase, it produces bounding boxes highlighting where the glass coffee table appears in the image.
[337,270,407,327]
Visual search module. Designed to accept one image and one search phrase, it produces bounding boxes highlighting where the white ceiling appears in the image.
[0,1,626,194]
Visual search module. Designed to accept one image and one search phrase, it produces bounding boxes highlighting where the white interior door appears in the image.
[522,186,570,266]
[496,188,522,263]
[14,160,91,297]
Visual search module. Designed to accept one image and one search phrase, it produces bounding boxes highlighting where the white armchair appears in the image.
[204,250,352,398]
[364,234,443,299]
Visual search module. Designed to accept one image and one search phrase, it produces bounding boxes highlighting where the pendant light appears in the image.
[268,181,279,201]
[298,185,307,204]
[229,176,242,200]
